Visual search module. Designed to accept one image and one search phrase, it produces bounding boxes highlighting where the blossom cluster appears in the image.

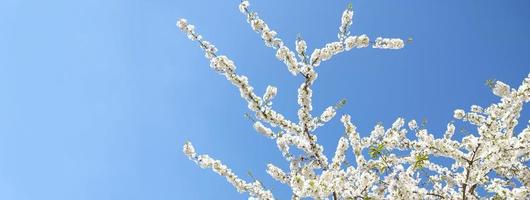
[263,85,277,106]
[177,1,529,199]
[345,35,370,50]
[239,0,299,75]
[373,37,405,50]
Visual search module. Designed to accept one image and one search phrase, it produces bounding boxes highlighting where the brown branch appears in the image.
[426,192,445,199]
[462,144,481,200]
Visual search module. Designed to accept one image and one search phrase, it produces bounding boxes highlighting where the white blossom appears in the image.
[295,39,307,59]
[176,18,187,30]
[239,0,249,14]
[330,137,349,170]
[276,46,298,75]
[340,9,353,35]
[493,80,511,97]
[408,119,418,130]
[210,55,235,72]
[338,6,353,41]
[309,49,322,66]
[320,106,336,123]
[183,141,196,159]
[444,123,456,139]
[453,109,466,119]
[267,163,289,183]
[253,121,275,138]
[177,18,200,41]
[263,85,277,104]
[470,105,483,113]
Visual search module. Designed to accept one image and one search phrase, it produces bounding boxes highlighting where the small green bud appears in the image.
[485,79,497,89]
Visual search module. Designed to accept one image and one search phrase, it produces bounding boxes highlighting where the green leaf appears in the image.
[413,153,429,170]
[369,143,385,158]
[492,194,504,200]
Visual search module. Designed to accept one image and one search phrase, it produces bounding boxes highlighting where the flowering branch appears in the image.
[183,142,274,199]
[177,1,530,199]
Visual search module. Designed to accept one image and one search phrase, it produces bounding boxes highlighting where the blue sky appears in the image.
[1,0,529,199]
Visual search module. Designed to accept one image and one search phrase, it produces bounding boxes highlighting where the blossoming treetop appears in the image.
[177,1,530,199]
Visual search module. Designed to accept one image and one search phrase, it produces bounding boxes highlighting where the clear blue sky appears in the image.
[1,0,529,199]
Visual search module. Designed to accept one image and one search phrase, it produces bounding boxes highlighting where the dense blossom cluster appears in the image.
[344,35,370,51]
[178,1,529,199]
